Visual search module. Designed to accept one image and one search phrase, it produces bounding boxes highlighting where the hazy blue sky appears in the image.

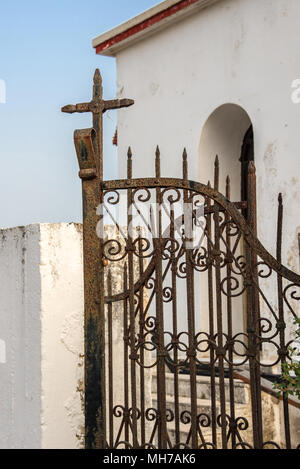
[0,0,158,228]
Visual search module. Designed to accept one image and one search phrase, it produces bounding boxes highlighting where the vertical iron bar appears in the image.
[225,176,236,448]
[127,147,139,448]
[170,204,180,447]
[123,265,130,447]
[107,271,114,448]
[214,156,227,449]
[277,194,291,449]
[73,129,106,449]
[206,181,217,447]
[246,161,263,448]
[84,174,106,449]
[138,238,146,446]
[92,69,103,180]
[183,149,198,449]
[246,262,259,449]
[62,71,135,449]
[155,146,168,449]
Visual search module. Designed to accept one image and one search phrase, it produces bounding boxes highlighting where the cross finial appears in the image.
[93,69,103,101]
[62,69,134,180]
[94,68,102,85]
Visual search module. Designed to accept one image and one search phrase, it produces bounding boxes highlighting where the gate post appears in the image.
[62,70,134,448]
[74,128,106,449]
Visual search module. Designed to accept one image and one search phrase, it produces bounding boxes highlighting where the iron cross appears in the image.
[62,69,134,180]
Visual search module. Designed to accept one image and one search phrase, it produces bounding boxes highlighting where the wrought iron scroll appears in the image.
[100,150,300,450]
[63,71,300,450]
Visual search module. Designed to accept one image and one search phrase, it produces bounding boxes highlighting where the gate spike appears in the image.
[93,68,103,100]
[155,145,161,178]
[127,147,132,179]
[214,155,219,191]
[226,176,231,199]
[183,148,188,180]
[94,68,102,84]
[277,193,283,262]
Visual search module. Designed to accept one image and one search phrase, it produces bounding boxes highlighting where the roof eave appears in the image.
[92,0,221,57]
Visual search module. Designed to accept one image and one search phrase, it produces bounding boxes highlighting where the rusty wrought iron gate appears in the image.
[63,70,300,450]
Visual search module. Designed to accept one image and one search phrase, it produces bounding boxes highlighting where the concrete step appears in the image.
[152,371,247,404]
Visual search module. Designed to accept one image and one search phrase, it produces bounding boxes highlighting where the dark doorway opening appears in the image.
[240,125,254,218]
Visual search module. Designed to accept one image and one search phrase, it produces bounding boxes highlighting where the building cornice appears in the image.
[92,0,222,57]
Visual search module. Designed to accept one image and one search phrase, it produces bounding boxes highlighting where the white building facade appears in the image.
[93,0,300,274]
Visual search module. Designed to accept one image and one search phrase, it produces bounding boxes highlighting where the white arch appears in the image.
[198,103,252,201]
[197,104,253,337]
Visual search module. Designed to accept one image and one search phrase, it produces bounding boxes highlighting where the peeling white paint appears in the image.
[40,223,84,449]
[61,311,84,356]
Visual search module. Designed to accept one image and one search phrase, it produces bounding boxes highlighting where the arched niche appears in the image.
[198,103,253,203]
[197,104,254,339]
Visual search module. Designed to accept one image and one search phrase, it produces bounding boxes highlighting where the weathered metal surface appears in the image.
[65,73,300,449]
[98,149,300,449]
[62,69,134,449]
[99,149,300,449]
[73,127,105,448]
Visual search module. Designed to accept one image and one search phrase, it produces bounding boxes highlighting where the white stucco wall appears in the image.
[0,225,41,449]
[116,0,300,274]
[0,224,84,449]
[0,223,153,449]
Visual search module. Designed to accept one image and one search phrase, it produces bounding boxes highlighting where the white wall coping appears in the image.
[92,0,222,56]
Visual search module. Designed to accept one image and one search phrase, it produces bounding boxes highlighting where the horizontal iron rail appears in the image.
[102,177,300,286]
